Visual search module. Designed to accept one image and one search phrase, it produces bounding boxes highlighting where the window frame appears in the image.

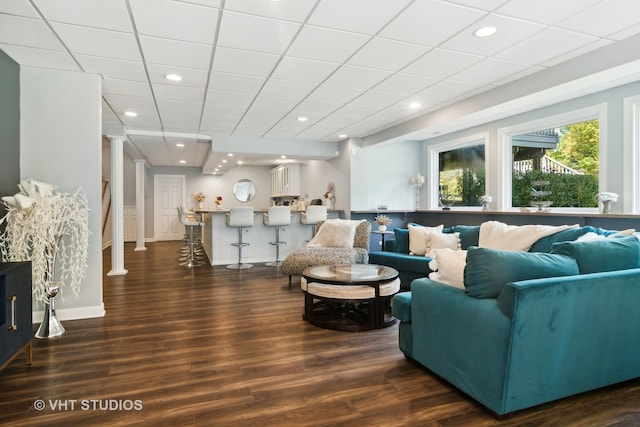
[497,104,607,212]
[427,132,490,210]
[623,95,640,214]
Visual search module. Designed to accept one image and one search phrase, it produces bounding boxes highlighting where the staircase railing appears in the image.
[513,155,583,175]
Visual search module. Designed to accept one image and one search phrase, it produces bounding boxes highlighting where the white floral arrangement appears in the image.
[479,195,493,203]
[410,173,425,188]
[596,192,618,202]
[0,179,89,302]
[374,214,392,226]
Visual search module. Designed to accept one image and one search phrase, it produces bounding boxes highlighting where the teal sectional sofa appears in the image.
[391,234,640,415]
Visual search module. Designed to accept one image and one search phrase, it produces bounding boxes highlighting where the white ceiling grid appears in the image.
[0,0,639,170]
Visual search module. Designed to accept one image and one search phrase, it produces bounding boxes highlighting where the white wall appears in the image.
[20,66,104,320]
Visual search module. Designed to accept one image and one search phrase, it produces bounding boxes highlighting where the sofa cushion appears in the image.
[408,223,444,255]
[307,219,363,248]
[551,235,640,274]
[529,227,591,253]
[369,251,431,274]
[426,232,461,251]
[427,248,467,289]
[443,225,480,249]
[464,247,579,298]
[393,228,410,253]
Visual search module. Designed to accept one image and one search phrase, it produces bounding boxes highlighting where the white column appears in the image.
[107,135,128,276]
[134,159,147,252]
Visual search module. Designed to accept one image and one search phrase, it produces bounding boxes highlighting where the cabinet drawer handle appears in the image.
[8,295,17,331]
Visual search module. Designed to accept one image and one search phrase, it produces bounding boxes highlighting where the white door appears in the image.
[154,174,185,241]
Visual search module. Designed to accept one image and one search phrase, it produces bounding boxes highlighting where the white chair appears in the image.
[226,207,255,269]
[263,206,291,267]
[300,205,327,238]
[177,206,204,268]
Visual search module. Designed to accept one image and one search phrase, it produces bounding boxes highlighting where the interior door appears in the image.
[154,174,185,241]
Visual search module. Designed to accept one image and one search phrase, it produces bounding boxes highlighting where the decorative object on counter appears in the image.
[530,180,552,212]
[439,192,456,210]
[410,173,425,210]
[374,214,392,232]
[479,195,492,211]
[194,192,206,209]
[324,182,336,210]
[0,179,89,338]
[215,196,222,209]
[596,192,618,214]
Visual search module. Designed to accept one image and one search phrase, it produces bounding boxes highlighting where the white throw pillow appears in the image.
[426,232,461,252]
[408,223,444,255]
[427,248,467,289]
[307,219,363,248]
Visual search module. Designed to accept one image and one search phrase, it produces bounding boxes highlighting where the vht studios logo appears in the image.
[33,399,143,411]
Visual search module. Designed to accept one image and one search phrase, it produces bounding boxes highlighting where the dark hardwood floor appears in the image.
[1,241,639,426]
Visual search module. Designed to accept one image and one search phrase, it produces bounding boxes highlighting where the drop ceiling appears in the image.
[2,0,640,174]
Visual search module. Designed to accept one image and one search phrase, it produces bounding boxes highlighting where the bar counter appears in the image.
[196,209,343,266]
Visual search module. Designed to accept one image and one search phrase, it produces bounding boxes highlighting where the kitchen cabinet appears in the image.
[0,262,32,371]
[270,164,300,197]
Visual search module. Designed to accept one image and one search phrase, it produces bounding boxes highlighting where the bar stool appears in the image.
[263,206,291,267]
[226,207,254,269]
[300,205,327,238]
[177,207,204,268]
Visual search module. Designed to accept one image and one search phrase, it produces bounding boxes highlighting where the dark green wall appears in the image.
[0,49,20,218]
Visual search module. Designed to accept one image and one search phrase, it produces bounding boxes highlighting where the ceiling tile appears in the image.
[103,78,152,97]
[541,39,613,67]
[251,94,301,111]
[495,28,598,65]
[0,44,79,71]
[557,0,640,38]
[495,0,601,25]
[224,0,316,22]
[332,104,381,120]
[415,80,481,99]
[287,25,370,63]
[75,55,147,80]
[380,0,487,46]
[308,0,412,35]
[260,78,317,99]
[209,72,265,93]
[243,106,288,120]
[292,99,342,115]
[106,94,157,112]
[348,37,430,72]
[0,14,65,51]
[372,73,439,96]
[401,48,484,79]
[448,58,531,85]
[51,22,141,60]
[443,0,508,10]
[307,84,364,103]
[271,56,340,83]
[440,14,546,57]
[205,89,255,107]
[156,99,203,114]
[349,91,407,109]
[33,0,133,32]
[160,111,201,130]
[129,0,218,44]
[146,63,209,88]
[323,65,391,90]
[201,103,246,119]
[212,46,280,77]
[0,1,39,18]
[217,11,300,55]
[609,22,640,41]
[118,109,162,128]
[139,36,212,70]
[152,83,205,102]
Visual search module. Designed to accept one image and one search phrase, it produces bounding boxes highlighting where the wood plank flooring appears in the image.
[1,241,639,426]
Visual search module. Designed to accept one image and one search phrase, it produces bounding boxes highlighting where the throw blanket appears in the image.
[307,219,364,248]
[479,221,578,251]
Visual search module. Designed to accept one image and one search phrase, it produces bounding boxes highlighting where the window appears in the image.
[511,119,599,209]
[438,144,485,207]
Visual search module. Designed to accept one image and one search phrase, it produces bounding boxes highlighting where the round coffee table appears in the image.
[301,264,400,331]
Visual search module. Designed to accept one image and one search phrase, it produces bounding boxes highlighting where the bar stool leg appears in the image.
[266,226,286,267]
[228,227,253,269]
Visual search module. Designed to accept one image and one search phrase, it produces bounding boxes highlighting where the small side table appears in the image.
[372,230,393,250]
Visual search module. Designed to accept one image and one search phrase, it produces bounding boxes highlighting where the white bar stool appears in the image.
[177,206,204,268]
[263,206,291,267]
[226,207,255,269]
[300,205,327,239]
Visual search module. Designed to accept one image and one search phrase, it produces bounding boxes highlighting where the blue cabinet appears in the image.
[0,262,32,371]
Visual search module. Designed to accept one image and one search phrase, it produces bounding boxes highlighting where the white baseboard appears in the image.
[33,303,105,323]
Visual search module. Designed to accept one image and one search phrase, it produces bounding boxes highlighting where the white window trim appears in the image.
[427,132,490,210]
[623,95,640,214]
[497,104,607,212]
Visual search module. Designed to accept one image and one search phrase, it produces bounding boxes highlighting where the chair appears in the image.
[300,205,327,238]
[177,206,204,268]
[282,220,371,286]
[226,207,255,269]
[263,206,291,267]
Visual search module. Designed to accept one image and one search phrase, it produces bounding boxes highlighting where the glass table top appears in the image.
[302,264,398,285]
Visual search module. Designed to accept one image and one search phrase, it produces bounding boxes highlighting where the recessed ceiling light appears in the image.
[410,102,422,109]
[238,160,243,165]
[281,155,286,159]
[179,160,186,164]
[228,153,234,157]
[165,74,182,81]
[222,159,227,163]
[124,111,137,117]
[339,134,348,138]
[473,26,498,38]
[176,143,185,147]
[217,164,222,168]
[297,116,308,122]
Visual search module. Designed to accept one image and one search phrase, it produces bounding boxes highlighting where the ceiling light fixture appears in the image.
[473,26,498,38]
[281,155,286,159]
[179,160,186,164]
[124,111,137,117]
[228,153,233,157]
[165,73,182,81]
[409,102,422,109]
[238,160,243,165]
[222,159,227,163]
[217,164,222,168]
[339,134,347,138]
[297,116,308,122]
[176,143,185,147]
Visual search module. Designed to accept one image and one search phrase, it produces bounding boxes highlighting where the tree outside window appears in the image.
[439,144,485,207]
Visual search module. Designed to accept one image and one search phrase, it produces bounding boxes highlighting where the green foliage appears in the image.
[457,168,485,206]
[547,119,599,175]
[512,170,598,208]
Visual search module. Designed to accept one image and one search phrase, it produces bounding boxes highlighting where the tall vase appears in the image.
[601,200,611,214]
[35,282,65,338]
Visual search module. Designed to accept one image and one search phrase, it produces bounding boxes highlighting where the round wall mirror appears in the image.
[233,179,256,202]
